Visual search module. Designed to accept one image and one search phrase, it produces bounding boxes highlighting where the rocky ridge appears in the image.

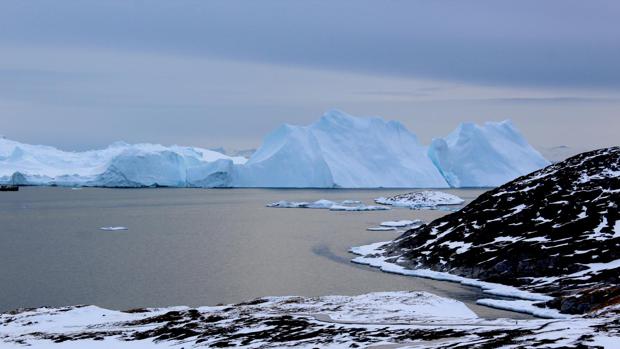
[382,147,620,314]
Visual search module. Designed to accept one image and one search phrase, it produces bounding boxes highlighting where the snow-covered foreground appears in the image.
[0,110,548,188]
[1,291,617,348]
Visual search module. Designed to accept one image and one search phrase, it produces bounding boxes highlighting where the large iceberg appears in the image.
[0,110,549,188]
[428,120,549,187]
[0,138,246,187]
[235,110,448,188]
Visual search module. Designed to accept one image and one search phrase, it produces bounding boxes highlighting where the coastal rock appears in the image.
[383,147,620,314]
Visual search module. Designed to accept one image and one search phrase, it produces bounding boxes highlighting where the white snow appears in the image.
[476,299,568,319]
[350,241,556,311]
[0,110,548,188]
[0,291,616,348]
[440,241,473,254]
[565,259,620,279]
[428,120,550,187]
[99,226,128,231]
[375,191,465,208]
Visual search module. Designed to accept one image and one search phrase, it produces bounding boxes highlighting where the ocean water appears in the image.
[0,187,531,319]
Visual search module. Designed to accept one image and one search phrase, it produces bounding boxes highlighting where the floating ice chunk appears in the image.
[266,200,312,208]
[367,226,398,231]
[99,226,128,231]
[307,199,338,209]
[267,199,389,211]
[375,191,464,209]
[329,204,390,211]
[341,200,362,205]
[379,219,423,227]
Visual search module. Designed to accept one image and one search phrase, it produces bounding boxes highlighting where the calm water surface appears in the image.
[0,187,530,319]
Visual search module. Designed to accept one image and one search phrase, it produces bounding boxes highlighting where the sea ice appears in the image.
[266,199,390,211]
[379,219,423,227]
[329,204,390,211]
[375,191,464,209]
[367,226,398,231]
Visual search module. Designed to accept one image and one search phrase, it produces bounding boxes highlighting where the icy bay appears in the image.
[0,187,529,319]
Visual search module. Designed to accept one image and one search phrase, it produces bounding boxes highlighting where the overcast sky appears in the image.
[0,0,618,152]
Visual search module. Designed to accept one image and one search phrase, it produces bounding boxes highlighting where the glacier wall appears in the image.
[0,110,549,188]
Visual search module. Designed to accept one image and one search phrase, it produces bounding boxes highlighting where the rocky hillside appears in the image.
[384,147,620,314]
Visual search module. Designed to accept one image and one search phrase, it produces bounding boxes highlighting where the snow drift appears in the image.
[0,110,549,188]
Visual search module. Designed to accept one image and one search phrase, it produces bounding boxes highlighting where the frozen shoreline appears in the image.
[349,241,566,319]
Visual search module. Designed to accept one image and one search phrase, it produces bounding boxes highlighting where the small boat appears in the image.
[0,185,19,192]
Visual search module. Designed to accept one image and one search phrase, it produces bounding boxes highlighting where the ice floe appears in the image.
[329,204,389,211]
[375,191,465,209]
[266,199,390,211]
[380,219,423,228]
[366,226,398,231]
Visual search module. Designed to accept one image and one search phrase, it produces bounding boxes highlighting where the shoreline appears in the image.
[349,241,566,319]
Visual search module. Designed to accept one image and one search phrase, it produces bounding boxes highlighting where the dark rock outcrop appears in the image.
[385,147,620,314]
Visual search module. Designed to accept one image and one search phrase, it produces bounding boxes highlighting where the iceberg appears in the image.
[0,138,246,187]
[428,120,550,187]
[0,110,549,188]
[235,109,449,188]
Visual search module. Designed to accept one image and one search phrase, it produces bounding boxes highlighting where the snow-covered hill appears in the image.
[2,291,617,348]
[0,110,549,188]
[374,147,620,314]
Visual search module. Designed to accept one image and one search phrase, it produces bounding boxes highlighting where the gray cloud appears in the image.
[1,0,619,89]
[0,1,619,152]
